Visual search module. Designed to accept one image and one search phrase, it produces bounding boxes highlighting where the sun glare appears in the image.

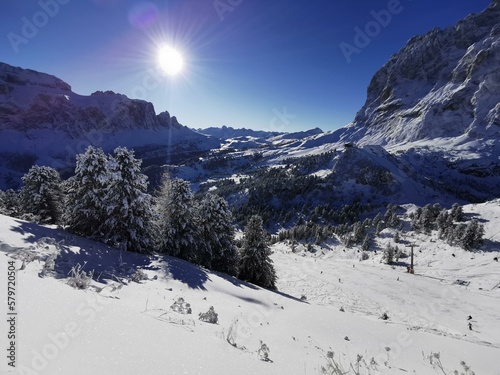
[158,46,184,76]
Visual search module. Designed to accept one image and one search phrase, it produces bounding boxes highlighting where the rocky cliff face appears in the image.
[0,62,190,137]
[340,0,500,146]
[0,62,219,189]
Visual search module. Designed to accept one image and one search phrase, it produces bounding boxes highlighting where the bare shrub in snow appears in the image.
[198,306,218,324]
[321,351,348,375]
[427,352,475,375]
[67,263,93,290]
[225,317,247,350]
[321,351,370,375]
[170,297,192,314]
[39,254,56,277]
[131,268,148,283]
[258,340,271,362]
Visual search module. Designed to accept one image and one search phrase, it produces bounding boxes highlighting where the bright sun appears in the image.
[158,46,184,76]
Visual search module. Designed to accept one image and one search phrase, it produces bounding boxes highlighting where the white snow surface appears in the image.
[0,201,499,374]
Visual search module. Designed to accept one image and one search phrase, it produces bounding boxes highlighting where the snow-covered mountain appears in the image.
[196,125,283,140]
[2,1,500,204]
[336,0,500,147]
[0,62,219,189]
[183,1,500,209]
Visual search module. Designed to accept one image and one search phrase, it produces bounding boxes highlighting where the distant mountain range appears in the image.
[196,126,284,140]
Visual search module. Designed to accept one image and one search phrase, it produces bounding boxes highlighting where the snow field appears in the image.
[1,202,499,374]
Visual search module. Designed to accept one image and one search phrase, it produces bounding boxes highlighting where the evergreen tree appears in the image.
[393,231,401,243]
[361,233,371,251]
[459,219,485,251]
[20,166,63,224]
[0,190,5,214]
[389,212,400,228]
[0,189,21,218]
[64,146,110,238]
[436,209,450,232]
[450,203,464,222]
[102,147,153,253]
[420,204,437,232]
[155,174,199,261]
[198,193,239,275]
[448,223,466,245]
[410,207,423,231]
[384,204,395,223]
[383,243,395,264]
[376,221,385,236]
[351,221,365,243]
[239,215,277,289]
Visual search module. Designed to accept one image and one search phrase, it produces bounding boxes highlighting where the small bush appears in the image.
[67,263,93,290]
[131,269,148,283]
[39,254,56,277]
[170,297,192,314]
[258,341,271,362]
[199,306,218,324]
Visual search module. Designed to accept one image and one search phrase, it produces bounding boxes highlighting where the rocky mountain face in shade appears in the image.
[0,62,219,189]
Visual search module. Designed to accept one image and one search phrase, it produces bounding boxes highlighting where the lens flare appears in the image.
[128,2,159,29]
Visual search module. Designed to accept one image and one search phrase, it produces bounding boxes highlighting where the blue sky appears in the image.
[1,0,492,132]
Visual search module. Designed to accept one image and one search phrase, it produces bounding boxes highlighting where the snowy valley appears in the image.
[1,1,500,374]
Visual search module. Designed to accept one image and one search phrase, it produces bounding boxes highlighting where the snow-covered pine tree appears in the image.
[376,220,385,236]
[102,147,153,253]
[155,173,200,261]
[64,146,111,238]
[239,215,277,289]
[0,189,21,218]
[198,193,239,275]
[20,166,63,224]
[450,203,464,222]
[410,207,423,231]
[393,231,401,243]
[0,190,5,214]
[361,233,371,251]
[420,204,437,232]
[384,203,395,223]
[383,243,395,264]
[436,209,450,234]
[459,219,485,251]
[351,221,365,243]
[389,212,400,228]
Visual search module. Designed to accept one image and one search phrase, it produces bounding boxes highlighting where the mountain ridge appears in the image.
[0,62,220,189]
[335,0,500,147]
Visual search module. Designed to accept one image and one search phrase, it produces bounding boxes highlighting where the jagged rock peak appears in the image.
[346,1,500,146]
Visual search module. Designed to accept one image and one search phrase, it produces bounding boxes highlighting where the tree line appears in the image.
[0,146,276,289]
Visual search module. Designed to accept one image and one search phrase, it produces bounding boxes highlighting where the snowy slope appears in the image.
[1,201,499,374]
